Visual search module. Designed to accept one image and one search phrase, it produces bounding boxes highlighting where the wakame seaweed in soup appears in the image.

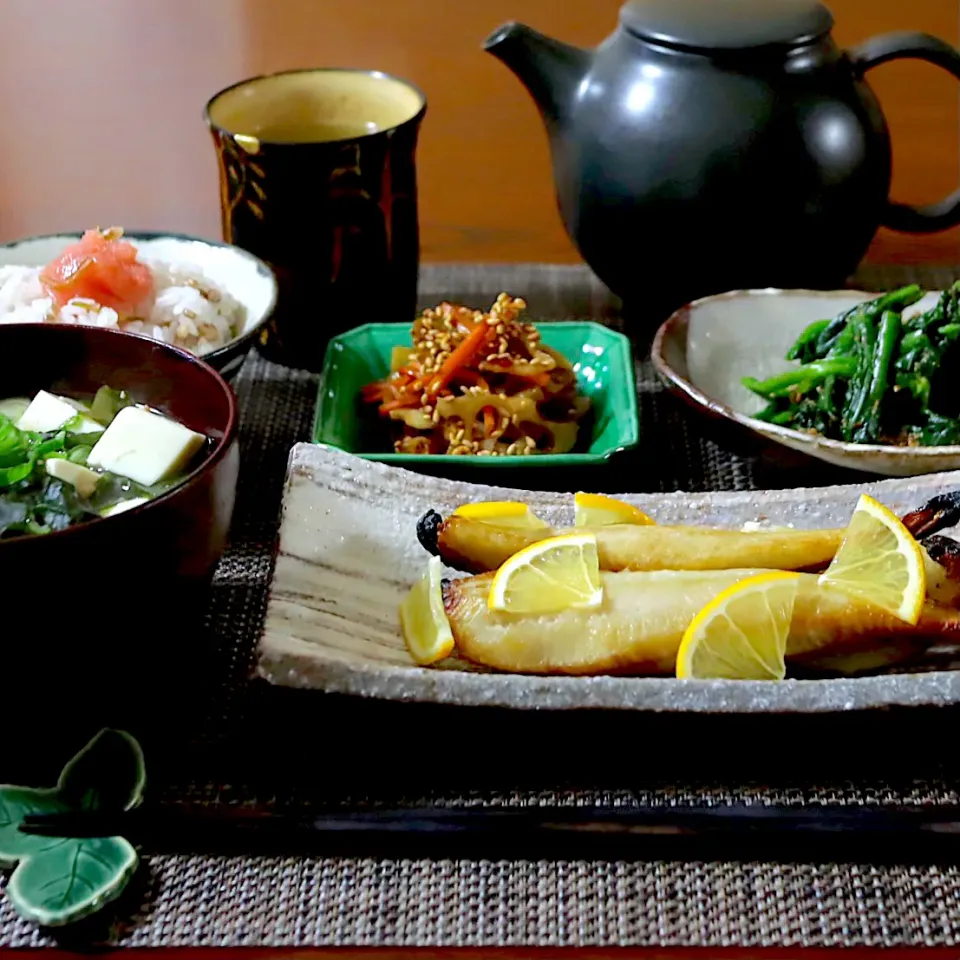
[0,386,208,539]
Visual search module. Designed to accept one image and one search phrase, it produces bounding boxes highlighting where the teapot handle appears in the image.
[850,32,960,233]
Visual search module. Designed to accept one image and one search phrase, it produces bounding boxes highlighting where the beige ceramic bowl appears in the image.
[652,287,960,478]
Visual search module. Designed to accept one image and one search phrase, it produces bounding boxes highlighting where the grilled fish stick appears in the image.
[423,512,845,575]
[444,569,960,675]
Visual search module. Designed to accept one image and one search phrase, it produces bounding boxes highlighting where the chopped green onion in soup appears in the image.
[0,386,208,540]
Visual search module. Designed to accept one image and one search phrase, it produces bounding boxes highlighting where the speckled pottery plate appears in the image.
[258,443,960,713]
[652,288,960,477]
[0,232,277,380]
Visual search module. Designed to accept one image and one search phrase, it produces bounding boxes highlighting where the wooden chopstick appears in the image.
[19,803,960,863]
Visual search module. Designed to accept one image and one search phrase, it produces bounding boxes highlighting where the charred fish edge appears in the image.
[902,492,960,540]
[922,533,960,579]
[417,509,443,557]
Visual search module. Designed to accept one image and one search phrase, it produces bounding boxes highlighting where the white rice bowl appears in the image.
[0,233,276,360]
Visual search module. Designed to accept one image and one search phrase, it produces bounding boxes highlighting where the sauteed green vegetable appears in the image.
[743,283,960,446]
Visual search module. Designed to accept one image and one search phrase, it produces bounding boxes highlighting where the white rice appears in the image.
[0,257,246,356]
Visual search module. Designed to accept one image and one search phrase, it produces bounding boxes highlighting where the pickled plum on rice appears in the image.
[40,227,154,314]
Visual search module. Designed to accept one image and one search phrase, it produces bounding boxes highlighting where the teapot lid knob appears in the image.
[619,0,834,51]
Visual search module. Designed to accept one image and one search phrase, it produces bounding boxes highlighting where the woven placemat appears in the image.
[4,262,960,948]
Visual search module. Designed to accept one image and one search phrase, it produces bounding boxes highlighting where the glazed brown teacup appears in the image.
[205,69,426,370]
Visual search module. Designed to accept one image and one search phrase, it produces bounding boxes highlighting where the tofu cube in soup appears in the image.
[101,497,150,518]
[88,407,205,487]
[16,390,100,433]
[45,459,101,498]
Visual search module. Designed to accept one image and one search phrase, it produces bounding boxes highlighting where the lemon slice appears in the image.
[676,571,800,680]
[488,533,602,613]
[454,501,549,528]
[399,556,455,665]
[574,492,655,527]
[818,494,925,624]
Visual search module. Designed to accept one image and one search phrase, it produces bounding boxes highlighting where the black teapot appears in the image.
[485,0,960,326]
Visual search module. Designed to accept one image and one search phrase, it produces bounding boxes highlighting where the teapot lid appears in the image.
[619,0,834,51]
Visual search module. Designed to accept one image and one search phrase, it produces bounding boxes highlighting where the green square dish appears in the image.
[314,321,639,467]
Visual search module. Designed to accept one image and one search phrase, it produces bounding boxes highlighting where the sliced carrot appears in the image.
[428,322,494,395]
[483,406,496,436]
[361,383,387,402]
[379,394,420,413]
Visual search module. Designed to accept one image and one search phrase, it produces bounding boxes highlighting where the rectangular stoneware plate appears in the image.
[258,444,960,713]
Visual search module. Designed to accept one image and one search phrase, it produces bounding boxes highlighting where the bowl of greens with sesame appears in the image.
[653,284,960,477]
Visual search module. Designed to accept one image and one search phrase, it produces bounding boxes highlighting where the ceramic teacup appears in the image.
[205,68,426,370]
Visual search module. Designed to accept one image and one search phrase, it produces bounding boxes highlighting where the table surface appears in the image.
[0,0,956,265]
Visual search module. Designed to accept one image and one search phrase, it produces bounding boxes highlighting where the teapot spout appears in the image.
[483,22,591,125]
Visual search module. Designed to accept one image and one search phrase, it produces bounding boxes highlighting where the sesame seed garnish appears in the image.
[378,291,589,457]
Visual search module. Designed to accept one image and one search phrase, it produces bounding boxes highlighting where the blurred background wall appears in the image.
[0,0,956,264]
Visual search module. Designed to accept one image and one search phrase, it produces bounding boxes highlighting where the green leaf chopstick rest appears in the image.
[0,729,144,927]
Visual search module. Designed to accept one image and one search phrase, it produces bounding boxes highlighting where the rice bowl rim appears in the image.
[0,229,278,363]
